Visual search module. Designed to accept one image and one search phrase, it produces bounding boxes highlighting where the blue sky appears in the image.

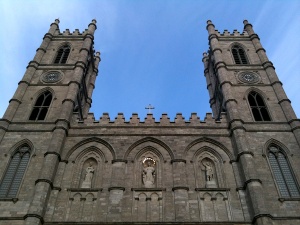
[0,0,299,121]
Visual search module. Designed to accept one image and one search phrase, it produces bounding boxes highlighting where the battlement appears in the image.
[206,20,250,38]
[74,112,228,126]
[214,29,249,37]
[54,28,90,36]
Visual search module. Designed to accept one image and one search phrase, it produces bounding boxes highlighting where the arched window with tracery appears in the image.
[29,91,52,121]
[232,45,248,64]
[268,145,300,198]
[248,91,271,121]
[54,45,70,64]
[0,145,31,198]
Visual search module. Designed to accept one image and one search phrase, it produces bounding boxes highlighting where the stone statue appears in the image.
[203,161,214,181]
[202,160,217,188]
[81,162,95,188]
[143,161,155,188]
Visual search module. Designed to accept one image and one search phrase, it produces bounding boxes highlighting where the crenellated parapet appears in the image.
[56,28,90,36]
[73,112,228,126]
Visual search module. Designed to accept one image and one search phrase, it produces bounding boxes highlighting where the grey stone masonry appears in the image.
[0,19,300,225]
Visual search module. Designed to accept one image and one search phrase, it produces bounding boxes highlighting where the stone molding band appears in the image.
[23,214,44,224]
[108,187,125,191]
[112,159,128,164]
[44,151,61,161]
[172,186,189,191]
[35,179,54,189]
[170,159,186,164]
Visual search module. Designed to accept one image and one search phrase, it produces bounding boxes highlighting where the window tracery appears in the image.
[268,145,300,198]
[248,91,271,121]
[232,45,248,64]
[29,91,52,121]
[54,45,70,64]
[0,145,31,198]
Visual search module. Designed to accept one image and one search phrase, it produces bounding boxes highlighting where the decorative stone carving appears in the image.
[42,71,63,83]
[238,72,260,84]
[201,159,217,188]
[142,157,156,188]
[81,162,95,188]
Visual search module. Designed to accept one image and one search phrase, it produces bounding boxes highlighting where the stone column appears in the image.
[107,159,127,222]
[171,159,189,221]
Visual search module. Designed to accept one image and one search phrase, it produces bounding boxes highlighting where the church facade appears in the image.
[0,19,299,225]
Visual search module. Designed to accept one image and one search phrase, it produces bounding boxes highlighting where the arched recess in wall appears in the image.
[184,137,233,188]
[194,147,225,188]
[71,146,104,188]
[124,137,174,160]
[125,137,173,188]
[64,137,116,160]
[63,137,115,188]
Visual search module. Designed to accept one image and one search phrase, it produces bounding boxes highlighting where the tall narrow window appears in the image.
[0,145,31,198]
[54,45,70,64]
[268,145,300,198]
[29,91,52,121]
[232,45,248,64]
[248,91,271,121]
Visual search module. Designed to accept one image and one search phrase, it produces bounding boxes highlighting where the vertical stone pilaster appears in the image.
[107,160,127,222]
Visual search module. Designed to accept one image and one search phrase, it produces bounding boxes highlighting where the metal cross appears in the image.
[145,104,155,114]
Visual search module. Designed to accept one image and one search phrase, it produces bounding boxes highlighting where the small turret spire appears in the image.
[243,19,254,35]
[206,20,215,35]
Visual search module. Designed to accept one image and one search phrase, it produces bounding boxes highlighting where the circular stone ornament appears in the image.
[42,71,62,83]
[238,72,260,83]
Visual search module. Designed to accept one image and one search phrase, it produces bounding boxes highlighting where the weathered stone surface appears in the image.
[0,19,300,225]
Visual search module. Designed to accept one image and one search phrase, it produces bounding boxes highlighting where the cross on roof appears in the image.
[145,104,155,114]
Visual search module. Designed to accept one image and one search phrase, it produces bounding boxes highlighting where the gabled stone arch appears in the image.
[32,87,55,100]
[55,41,72,50]
[124,137,174,160]
[134,146,164,188]
[229,42,248,51]
[71,147,102,188]
[185,138,232,189]
[194,147,226,188]
[244,87,269,101]
[263,138,291,156]
[184,137,233,161]
[125,138,173,189]
[8,139,35,155]
[63,138,115,189]
[64,137,116,161]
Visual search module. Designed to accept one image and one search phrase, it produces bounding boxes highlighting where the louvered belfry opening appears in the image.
[248,91,271,121]
[54,45,70,64]
[0,145,31,198]
[232,45,248,64]
[29,91,52,121]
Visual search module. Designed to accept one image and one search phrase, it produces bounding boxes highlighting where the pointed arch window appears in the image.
[29,91,52,121]
[268,145,300,198]
[54,45,70,64]
[232,45,248,64]
[0,145,31,198]
[248,91,271,121]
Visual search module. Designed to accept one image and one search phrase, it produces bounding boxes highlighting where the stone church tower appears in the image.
[0,19,299,225]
